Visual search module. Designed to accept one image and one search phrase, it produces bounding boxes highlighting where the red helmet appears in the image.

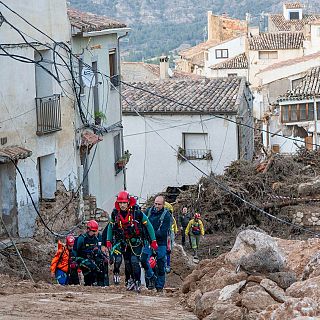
[149,256,156,269]
[194,213,201,219]
[115,191,136,210]
[66,234,75,246]
[87,219,99,232]
[116,191,130,203]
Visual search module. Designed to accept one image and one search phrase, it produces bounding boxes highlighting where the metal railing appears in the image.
[36,94,62,135]
[179,148,213,160]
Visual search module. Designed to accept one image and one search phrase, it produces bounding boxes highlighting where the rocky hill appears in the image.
[68,0,320,61]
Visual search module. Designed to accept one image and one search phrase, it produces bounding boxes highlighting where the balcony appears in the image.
[36,94,62,135]
[178,148,213,161]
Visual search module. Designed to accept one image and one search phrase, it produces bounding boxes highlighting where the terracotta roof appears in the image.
[258,51,320,73]
[210,53,248,70]
[179,39,219,59]
[248,32,304,50]
[122,62,204,81]
[67,8,126,34]
[278,66,320,101]
[0,146,32,163]
[122,77,246,114]
[284,2,304,9]
[269,13,320,31]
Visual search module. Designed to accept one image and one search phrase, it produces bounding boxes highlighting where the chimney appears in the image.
[159,55,169,79]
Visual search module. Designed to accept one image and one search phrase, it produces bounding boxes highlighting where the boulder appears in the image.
[267,272,297,290]
[258,297,320,319]
[194,289,220,319]
[203,302,244,320]
[287,275,320,303]
[218,280,246,302]
[238,247,285,274]
[181,269,202,293]
[260,278,286,303]
[302,252,320,280]
[241,284,279,312]
[186,289,202,310]
[225,230,285,269]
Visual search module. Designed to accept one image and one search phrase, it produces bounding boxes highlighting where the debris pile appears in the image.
[175,149,320,235]
[181,229,320,319]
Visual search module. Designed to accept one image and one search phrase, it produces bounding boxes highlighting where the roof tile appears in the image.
[210,53,248,70]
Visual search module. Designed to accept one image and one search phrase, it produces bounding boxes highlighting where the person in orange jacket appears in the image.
[50,234,75,285]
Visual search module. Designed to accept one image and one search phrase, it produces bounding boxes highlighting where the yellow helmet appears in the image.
[164,201,174,213]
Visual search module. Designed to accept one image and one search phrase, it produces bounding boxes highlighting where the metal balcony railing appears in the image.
[36,94,62,135]
[178,148,213,161]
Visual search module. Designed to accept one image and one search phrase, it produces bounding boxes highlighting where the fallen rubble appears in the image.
[181,229,320,319]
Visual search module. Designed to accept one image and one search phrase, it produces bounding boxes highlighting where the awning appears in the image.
[0,146,32,164]
[81,130,103,147]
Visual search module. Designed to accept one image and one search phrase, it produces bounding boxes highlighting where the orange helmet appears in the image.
[66,234,75,246]
[194,213,201,219]
[87,219,99,232]
[149,256,156,269]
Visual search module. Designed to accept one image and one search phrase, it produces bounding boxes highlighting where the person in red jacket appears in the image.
[50,234,75,285]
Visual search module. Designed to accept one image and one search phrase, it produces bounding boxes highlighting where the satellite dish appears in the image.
[167,67,174,78]
[82,66,95,87]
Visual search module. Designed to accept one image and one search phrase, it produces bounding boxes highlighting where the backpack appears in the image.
[191,221,201,235]
[146,207,172,232]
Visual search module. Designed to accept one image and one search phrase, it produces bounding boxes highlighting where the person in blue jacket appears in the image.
[141,195,171,292]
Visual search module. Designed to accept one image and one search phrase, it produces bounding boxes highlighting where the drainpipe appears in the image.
[314,95,318,150]
[117,31,129,190]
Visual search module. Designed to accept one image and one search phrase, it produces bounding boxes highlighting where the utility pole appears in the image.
[314,96,318,150]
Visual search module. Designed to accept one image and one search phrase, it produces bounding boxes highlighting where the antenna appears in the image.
[167,68,174,77]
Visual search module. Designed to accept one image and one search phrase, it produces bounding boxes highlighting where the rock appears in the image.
[186,289,202,310]
[287,275,320,303]
[298,179,320,196]
[302,252,320,280]
[218,280,246,302]
[225,230,285,269]
[203,302,244,320]
[241,284,279,312]
[181,269,202,293]
[239,247,285,274]
[267,272,297,290]
[194,289,220,319]
[260,278,286,303]
[258,297,320,319]
[247,275,265,284]
[198,267,247,293]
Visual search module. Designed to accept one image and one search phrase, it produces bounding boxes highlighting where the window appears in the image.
[109,48,119,88]
[228,73,237,77]
[215,49,228,59]
[38,154,56,200]
[92,61,99,114]
[114,134,122,174]
[289,11,299,20]
[258,51,278,60]
[181,133,212,160]
[281,103,315,123]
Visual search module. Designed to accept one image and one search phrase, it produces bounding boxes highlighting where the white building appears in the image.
[122,77,253,202]
[0,0,78,237]
[68,8,129,213]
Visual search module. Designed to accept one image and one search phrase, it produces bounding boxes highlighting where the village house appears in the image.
[264,66,320,154]
[0,0,79,237]
[68,8,129,213]
[122,76,253,202]
[175,11,247,75]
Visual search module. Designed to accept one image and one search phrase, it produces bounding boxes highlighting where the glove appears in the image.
[150,240,158,251]
[106,241,112,250]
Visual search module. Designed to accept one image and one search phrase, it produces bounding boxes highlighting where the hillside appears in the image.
[69,0,320,61]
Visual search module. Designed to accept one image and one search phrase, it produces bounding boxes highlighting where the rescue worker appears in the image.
[185,213,205,258]
[50,234,76,285]
[164,201,178,273]
[179,207,191,247]
[74,220,109,286]
[141,195,171,292]
[105,191,158,293]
